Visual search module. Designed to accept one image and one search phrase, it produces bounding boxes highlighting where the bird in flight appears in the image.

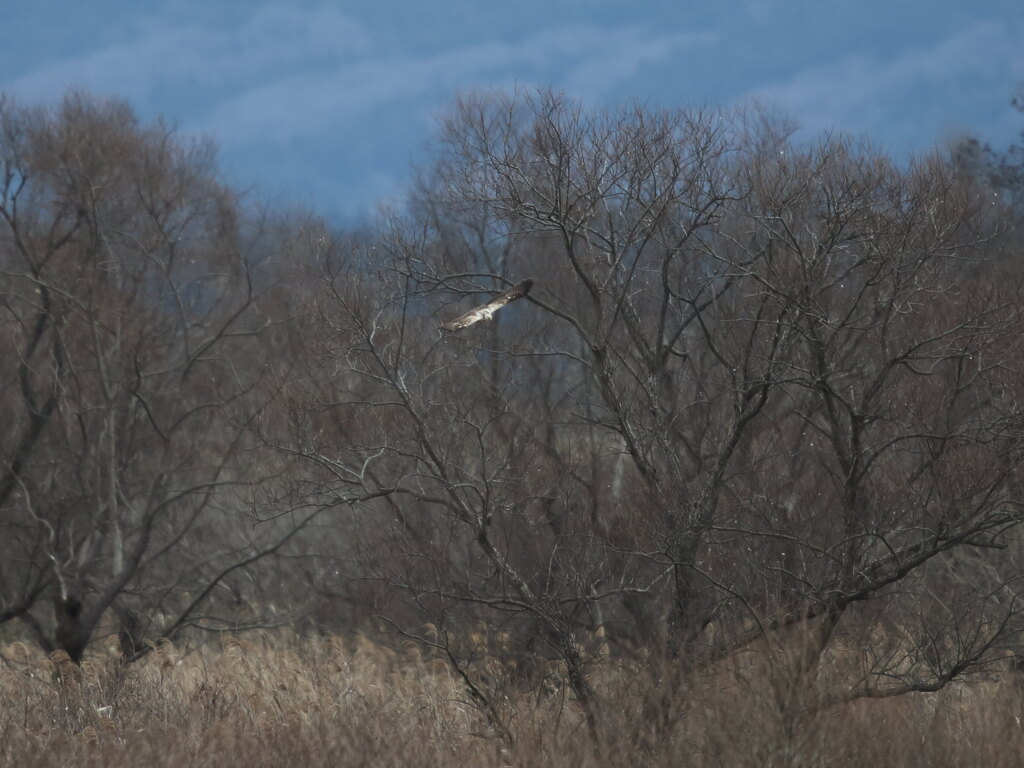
[440,279,534,332]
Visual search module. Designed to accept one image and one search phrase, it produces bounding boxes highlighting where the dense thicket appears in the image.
[3,88,1024,744]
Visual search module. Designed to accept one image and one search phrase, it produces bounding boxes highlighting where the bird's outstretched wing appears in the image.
[440,279,534,332]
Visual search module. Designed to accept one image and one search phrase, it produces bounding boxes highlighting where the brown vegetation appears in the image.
[3,86,1024,763]
[3,633,1024,767]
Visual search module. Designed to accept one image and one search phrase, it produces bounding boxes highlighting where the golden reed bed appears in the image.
[2,632,1022,768]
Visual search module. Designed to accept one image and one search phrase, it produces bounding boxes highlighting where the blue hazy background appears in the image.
[4,1,1022,223]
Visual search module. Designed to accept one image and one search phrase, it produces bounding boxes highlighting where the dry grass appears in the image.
[2,632,1022,767]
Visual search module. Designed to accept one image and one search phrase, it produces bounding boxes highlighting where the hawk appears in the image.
[440,279,534,332]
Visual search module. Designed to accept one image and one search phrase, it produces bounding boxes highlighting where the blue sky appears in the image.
[4,1,1022,223]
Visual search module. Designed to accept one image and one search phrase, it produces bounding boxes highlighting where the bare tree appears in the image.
[0,92,309,661]
[398,88,1024,705]
[275,217,685,738]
